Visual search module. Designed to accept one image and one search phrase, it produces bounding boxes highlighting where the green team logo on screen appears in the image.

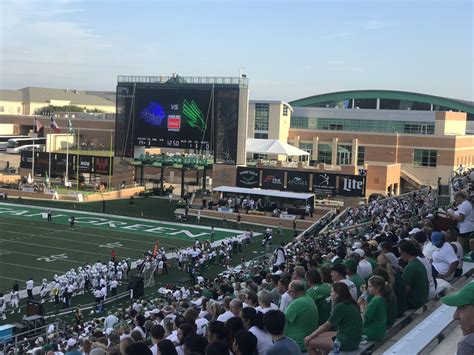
[183,99,207,133]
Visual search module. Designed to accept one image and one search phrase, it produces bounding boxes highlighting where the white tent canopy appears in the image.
[246,138,309,156]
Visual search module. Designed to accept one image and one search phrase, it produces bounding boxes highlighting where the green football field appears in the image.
[0,201,259,292]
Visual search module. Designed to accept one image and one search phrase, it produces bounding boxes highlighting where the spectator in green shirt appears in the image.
[305,269,331,325]
[399,240,429,309]
[372,268,397,328]
[284,280,319,351]
[304,282,362,355]
[359,276,388,342]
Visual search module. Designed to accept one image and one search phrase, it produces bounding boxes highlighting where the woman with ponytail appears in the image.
[359,275,389,342]
[304,282,362,355]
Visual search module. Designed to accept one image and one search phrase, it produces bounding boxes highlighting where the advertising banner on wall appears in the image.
[312,172,337,196]
[93,156,113,175]
[338,174,366,197]
[20,151,113,176]
[236,167,260,188]
[286,171,310,192]
[261,169,285,190]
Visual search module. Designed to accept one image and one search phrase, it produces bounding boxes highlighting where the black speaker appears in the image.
[26,300,44,316]
[127,276,144,299]
[22,315,44,331]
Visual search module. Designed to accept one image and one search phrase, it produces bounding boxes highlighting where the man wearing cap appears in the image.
[330,263,358,301]
[344,258,365,298]
[431,231,459,281]
[441,282,474,355]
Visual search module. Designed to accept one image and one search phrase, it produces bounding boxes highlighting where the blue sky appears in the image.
[0,0,472,101]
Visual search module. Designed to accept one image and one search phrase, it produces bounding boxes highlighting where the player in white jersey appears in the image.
[0,293,6,320]
[40,279,49,304]
[10,289,20,314]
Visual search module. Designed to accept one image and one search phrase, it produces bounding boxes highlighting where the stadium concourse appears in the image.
[0,185,472,355]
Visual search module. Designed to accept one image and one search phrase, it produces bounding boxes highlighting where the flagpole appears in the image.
[32,122,35,181]
[76,128,80,191]
[108,131,113,191]
[66,131,69,186]
[48,119,52,189]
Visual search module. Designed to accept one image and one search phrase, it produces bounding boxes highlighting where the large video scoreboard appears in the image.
[115,77,242,164]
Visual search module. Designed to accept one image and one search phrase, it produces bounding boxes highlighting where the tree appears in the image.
[35,105,105,115]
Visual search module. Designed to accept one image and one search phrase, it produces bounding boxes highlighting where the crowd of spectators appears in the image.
[5,187,474,355]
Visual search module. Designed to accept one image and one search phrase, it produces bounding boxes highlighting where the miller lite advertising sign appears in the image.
[338,174,366,197]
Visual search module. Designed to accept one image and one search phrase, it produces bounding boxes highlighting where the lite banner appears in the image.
[236,167,260,188]
[338,174,366,197]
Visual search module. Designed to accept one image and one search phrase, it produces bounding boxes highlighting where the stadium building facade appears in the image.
[276,90,474,196]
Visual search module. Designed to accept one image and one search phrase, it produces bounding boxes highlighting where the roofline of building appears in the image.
[289,89,474,114]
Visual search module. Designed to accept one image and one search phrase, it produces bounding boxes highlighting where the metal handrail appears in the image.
[2,320,64,354]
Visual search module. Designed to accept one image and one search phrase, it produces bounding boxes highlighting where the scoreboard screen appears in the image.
[134,87,212,150]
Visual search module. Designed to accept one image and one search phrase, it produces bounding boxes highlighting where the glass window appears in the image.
[379,99,401,110]
[411,101,431,111]
[290,116,308,129]
[299,142,313,154]
[357,146,365,166]
[318,143,332,164]
[255,103,269,131]
[354,98,377,109]
[413,149,437,167]
[283,105,289,116]
[0,106,4,113]
[254,132,268,139]
[337,144,352,165]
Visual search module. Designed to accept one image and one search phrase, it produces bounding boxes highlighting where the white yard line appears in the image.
[0,202,247,233]
[0,220,180,248]
[0,249,86,264]
[0,228,147,253]
[0,239,114,258]
[0,261,64,274]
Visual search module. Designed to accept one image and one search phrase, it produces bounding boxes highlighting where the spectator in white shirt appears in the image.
[150,324,165,355]
[413,230,438,261]
[331,263,358,301]
[354,249,373,279]
[255,290,279,314]
[243,291,258,308]
[431,232,459,281]
[217,297,242,322]
[241,306,273,355]
[449,191,474,254]
[278,278,292,312]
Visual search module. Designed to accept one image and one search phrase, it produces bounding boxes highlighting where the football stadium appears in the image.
[0,76,472,354]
